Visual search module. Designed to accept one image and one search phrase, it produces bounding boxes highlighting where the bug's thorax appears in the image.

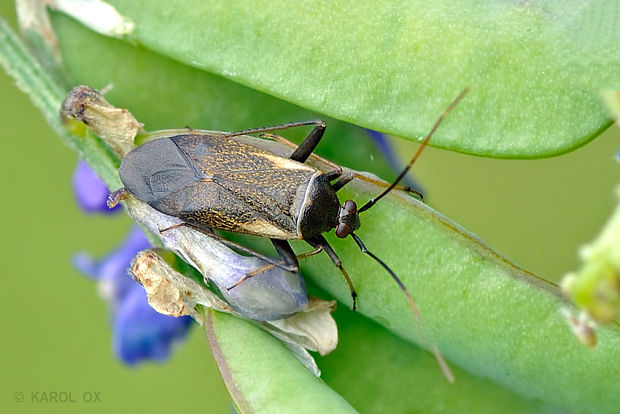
[296,173,341,239]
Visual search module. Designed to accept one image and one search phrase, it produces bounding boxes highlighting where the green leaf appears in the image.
[0,17,63,133]
[300,183,620,414]
[320,308,563,414]
[208,308,563,414]
[0,15,118,187]
[49,12,396,182]
[101,0,616,158]
[206,310,359,414]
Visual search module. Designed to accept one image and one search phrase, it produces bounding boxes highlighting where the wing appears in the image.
[171,133,316,174]
[151,134,321,238]
[152,178,300,238]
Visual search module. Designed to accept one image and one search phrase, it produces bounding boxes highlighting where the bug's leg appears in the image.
[159,222,188,232]
[183,125,198,134]
[323,168,344,182]
[271,239,300,273]
[262,132,344,170]
[107,188,129,208]
[263,132,421,197]
[222,120,325,139]
[331,172,423,200]
[208,234,298,273]
[246,245,324,278]
[331,173,356,192]
[306,235,358,310]
[289,121,326,162]
[220,120,326,162]
[225,239,298,290]
[229,244,324,289]
[296,245,324,260]
[160,222,299,273]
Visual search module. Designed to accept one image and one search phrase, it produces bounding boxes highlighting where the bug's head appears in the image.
[335,200,360,238]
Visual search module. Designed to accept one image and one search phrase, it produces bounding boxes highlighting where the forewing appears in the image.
[162,134,318,238]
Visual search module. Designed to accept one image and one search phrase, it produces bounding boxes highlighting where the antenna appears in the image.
[351,88,470,382]
[351,233,455,382]
[358,87,470,213]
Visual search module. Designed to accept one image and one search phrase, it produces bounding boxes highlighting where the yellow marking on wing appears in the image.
[201,168,215,178]
[242,219,296,239]
[262,153,314,171]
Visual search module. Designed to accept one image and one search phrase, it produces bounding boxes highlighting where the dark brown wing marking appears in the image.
[152,134,320,238]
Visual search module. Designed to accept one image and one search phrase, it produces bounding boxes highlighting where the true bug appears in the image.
[109,88,469,379]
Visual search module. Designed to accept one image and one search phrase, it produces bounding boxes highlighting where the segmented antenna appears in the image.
[351,233,455,383]
[354,88,470,382]
[358,87,470,213]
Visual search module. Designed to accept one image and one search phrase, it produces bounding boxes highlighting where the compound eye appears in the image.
[335,223,350,238]
[343,200,357,214]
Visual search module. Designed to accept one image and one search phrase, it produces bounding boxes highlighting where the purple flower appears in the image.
[73,226,150,309]
[72,162,193,365]
[72,160,121,213]
[114,284,194,365]
[74,225,194,365]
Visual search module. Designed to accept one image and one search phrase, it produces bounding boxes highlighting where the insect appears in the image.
[109,88,469,380]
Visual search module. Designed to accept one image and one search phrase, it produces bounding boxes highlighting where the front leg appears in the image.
[227,238,300,290]
[161,222,300,273]
[306,235,358,310]
[289,120,326,162]
[271,238,300,273]
[229,243,323,289]
[220,120,327,163]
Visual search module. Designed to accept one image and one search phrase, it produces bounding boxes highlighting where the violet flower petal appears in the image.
[113,284,193,365]
[72,160,120,214]
[73,225,150,307]
[73,225,194,365]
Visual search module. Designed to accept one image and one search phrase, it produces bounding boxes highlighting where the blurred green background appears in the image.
[1,3,618,413]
